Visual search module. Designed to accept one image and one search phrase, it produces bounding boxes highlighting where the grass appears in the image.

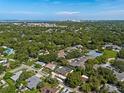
[103,49,117,58]
[6,79,15,86]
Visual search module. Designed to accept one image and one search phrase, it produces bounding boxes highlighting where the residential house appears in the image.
[65,45,83,53]
[103,44,121,52]
[41,87,57,93]
[114,71,124,82]
[11,71,23,81]
[45,63,57,70]
[81,75,89,82]
[116,58,124,62]
[53,66,73,80]
[55,66,73,76]
[0,59,8,66]
[69,56,88,67]
[0,80,8,88]
[58,50,66,58]
[39,49,49,56]
[104,84,121,93]
[26,75,41,89]
[73,45,83,49]
[61,87,72,93]
[94,63,113,70]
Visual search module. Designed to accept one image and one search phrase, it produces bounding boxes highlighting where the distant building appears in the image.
[94,63,113,70]
[69,56,88,67]
[114,71,124,82]
[0,59,8,66]
[65,45,83,53]
[26,76,41,89]
[27,23,56,27]
[58,50,66,58]
[11,71,22,81]
[103,44,121,52]
[45,63,57,70]
[36,61,46,67]
[39,50,49,56]
[41,87,57,93]
[4,48,15,55]
[81,75,89,82]
[104,84,121,93]
[61,87,72,93]
[116,58,124,62]
[55,66,73,76]
[0,80,8,88]
[52,66,73,80]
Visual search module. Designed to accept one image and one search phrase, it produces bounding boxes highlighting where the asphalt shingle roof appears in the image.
[27,76,41,89]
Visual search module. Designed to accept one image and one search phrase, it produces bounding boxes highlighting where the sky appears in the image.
[0,0,124,20]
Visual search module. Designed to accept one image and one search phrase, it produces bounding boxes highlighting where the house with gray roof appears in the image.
[69,56,88,67]
[11,71,22,81]
[114,71,124,82]
[55,66,73,76]
[26,75,41,89]
[116,58,124,62]
[104,84,121,93]
[0,59,8,66]
[103,44,121,52]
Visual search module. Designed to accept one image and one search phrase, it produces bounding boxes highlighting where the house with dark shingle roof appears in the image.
[55,66,73,76]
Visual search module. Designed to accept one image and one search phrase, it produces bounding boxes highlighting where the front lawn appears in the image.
[103,50,117,58]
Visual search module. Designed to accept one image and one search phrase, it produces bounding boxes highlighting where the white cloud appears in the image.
[56,11,80,15]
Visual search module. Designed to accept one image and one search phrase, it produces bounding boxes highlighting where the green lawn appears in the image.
[103,50,117,58]
[6,79,15,86]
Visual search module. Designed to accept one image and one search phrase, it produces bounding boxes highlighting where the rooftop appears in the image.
[41,87,57,93]
[26,76,41,89]
[55,66,73,76]
[69,56,88,67]
[11,71,22,81]
[105,84,121,93]
[45,63,56,70]
[114,71,124,81]
[36,61,46,67]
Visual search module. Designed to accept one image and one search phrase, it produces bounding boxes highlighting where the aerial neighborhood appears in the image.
[0,21,124,93]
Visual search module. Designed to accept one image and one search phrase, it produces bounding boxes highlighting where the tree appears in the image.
[118,49,124,58]
[80,83,91,93]
[65,71,81,88]
[3,72,13,80]
[112,60,124,72]
[18,71,34,82]
[65,50,82,59]
[98,67,117,84]
[34,64,42,69]
[0,64,5,74]
[38,53,57,63]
